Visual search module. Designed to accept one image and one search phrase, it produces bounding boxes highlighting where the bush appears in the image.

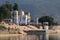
[38,16,58,26]
[0,25,6,30]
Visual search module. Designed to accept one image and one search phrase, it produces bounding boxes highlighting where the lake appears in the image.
[0,33,59,40]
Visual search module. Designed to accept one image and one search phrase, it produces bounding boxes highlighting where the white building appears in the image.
[34,17,39,25]
[11,10,30,25]
[43,22,49,30]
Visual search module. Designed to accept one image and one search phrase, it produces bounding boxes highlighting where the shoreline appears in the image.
[0,34,21,37]
[0,30,60,37]
[46,30,60,34]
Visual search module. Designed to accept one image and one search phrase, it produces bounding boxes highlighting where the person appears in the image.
[8,27,10,31]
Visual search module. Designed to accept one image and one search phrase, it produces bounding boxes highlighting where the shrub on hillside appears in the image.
[0,25,6,30]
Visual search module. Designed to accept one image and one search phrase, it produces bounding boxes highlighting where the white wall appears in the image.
[12,10,19,24]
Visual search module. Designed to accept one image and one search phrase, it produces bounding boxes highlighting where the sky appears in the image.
[0,0,60,23]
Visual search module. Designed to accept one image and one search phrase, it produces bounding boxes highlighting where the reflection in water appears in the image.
[0,37,17,40]
[0,34,59,40]
[27,33,49,40]
[49,34,58,40]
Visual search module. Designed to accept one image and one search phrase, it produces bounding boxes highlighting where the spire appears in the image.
[20,9,24,16]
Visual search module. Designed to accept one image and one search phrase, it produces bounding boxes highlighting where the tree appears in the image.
[5,1,12,11]
[38,16,58,26]
[0,2,12,22]
[0,2,18,22]
[13,3,18,10]
[0,4,11,19]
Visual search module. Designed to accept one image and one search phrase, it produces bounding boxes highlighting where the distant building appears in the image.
[11,10,30,25]
[3,19,12,23]
[11,10,19,24]
[34,17,39,25]
[43,22,49,30]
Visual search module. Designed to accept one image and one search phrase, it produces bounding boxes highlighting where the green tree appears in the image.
[38,16,58,26]
[13,3,18,10]
[0,2,18,22]
[0,25,6,30]
[0,2,12,21]
[5,1,12,11]
[0,4,11,19]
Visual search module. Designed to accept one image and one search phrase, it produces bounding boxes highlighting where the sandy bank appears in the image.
[46,30,60,34]
[0,34,21,37]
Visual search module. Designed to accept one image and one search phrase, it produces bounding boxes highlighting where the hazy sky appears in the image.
[0,0,60,23]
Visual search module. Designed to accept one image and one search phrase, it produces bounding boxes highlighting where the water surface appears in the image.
[0,34,59,40]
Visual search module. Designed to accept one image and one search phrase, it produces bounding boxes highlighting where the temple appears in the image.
[11,10,30,25]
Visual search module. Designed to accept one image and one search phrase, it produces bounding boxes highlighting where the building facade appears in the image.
[43,22,49,30]
[11,10,30,25]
